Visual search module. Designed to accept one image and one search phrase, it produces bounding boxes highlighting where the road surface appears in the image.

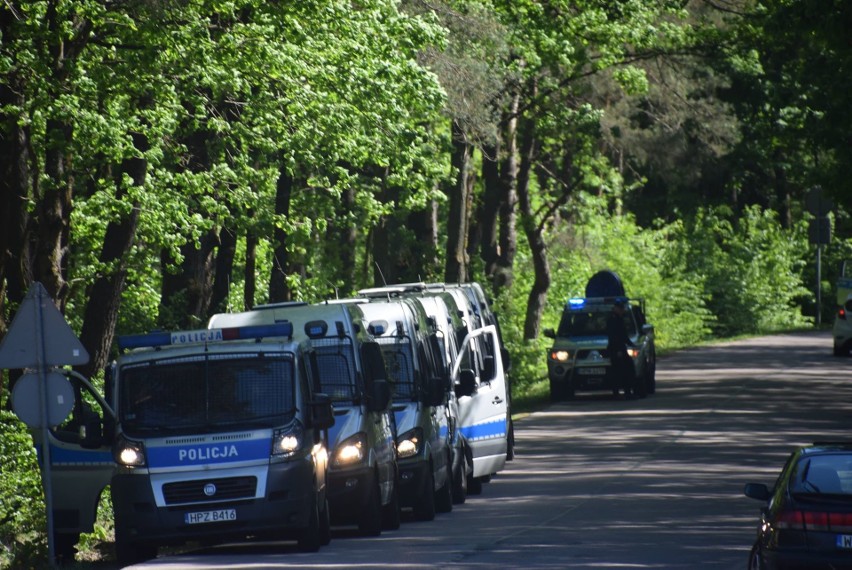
[128,331,852,569]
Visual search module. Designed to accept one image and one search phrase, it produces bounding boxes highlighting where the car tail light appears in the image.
[840,307,847,320]
[776,509,852,532]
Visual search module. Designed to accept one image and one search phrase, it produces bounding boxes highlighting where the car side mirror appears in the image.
[543,328,556,339]
[641,324,654,335]
[423,377,447,407]
[457,369,476,398]
[367,379,392,412]
[743,482,771,501]
[309,393,335,430]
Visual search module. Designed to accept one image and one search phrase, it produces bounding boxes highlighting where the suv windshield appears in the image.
[557,307,636,337]
[120,352,296,436]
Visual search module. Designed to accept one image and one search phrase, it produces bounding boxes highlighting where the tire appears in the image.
[381,470,401,531]
[506,420,515,461]
[647,349,657,394]
[296,497,321,553]
[358,477,383,537]
[413,466,436,521]
[54,532,79,564]
[467,475,483,496]
[114,532,157,566]
[319,497,331,546]
[748,543,766,570]
[452,447,469,505]
[435,461,453,514]
[549,379,563,402]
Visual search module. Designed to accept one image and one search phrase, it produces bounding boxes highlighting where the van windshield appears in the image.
[375,338,416,402]
[120,352,296,436]
[311,337,359,402]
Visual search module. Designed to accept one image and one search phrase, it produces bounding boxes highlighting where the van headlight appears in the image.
[550,350,571,362]
[272,424,303,458]
[332,432,367,468]
[114,435,146,467]
[397,428,423,459]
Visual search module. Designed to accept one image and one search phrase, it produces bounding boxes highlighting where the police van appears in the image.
[208,302,401,534]
[359,282,512,495]
[352,293,455,519]
[108,322,335,564]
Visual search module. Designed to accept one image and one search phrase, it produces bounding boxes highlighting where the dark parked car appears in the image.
[744,442,852,569]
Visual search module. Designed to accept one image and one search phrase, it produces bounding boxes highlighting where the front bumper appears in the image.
[111,460,316,547]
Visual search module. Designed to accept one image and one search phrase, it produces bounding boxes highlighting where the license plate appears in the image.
[185,509,236,525]
[837,535,852,549]
[578,367,606,375]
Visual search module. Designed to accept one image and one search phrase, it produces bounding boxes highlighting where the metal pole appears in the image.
[816,244,822,327]
[35,288,57,567]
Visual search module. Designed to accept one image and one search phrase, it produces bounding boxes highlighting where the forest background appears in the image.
[2,0,852,565]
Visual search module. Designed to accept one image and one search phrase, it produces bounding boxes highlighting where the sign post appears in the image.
[0,282,89,567]
[807,187,834,326]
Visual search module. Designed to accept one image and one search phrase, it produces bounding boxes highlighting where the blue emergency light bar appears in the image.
[566,296,629,310]
[118,322,294,350]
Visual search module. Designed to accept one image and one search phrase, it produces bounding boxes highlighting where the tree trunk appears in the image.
[159,229,218,329]
[445,120,471,283]
[77,132,146,378]
[269,164,294,302]
[244,221,258,310]
[209,225,237,317]
[516,112,549,340]
[480,143,501,282]
[495,91,520,295]
[0,77,32,337]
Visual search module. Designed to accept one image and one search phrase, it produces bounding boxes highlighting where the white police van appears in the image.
[359,282,512,495]
[352,293,455,519]
[208,302,401,534]
[108,321,334,564]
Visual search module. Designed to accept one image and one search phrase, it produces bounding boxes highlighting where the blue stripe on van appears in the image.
[459,418,507,442]
[35,444,113,466]
[147,437,270,468]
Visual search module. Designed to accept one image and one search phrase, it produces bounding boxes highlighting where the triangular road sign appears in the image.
[0,282,89,368]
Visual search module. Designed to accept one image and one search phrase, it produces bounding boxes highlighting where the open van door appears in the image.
[28,370,115,562]
[452,325,507,482]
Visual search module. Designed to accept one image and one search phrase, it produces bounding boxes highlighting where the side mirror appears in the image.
[641,324,654,335]
[743,483,771,501]
[482,354,495,382]
[457,369,476,398]
[501,347,511,372]
[423,377,447,407]
[367,379,392,412]
[308,393,335,430]
[543,328,556,339]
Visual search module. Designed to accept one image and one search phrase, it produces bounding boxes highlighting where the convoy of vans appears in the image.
[30,282,513,565]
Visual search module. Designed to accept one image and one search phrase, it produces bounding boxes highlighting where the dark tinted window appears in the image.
[789,454,852,495]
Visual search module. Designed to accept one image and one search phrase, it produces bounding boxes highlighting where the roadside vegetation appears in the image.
[2,0,852,567]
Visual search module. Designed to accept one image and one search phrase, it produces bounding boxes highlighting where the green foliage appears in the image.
[0,411,47,568]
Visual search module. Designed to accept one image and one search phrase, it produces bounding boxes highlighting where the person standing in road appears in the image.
[607,299,637,399]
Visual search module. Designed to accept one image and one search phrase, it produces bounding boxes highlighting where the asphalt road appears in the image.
[129,330,852,570]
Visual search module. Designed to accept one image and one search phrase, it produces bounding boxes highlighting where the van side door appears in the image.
[452,325,508,478]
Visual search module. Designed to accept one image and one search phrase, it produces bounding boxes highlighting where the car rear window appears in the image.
[790,455,852,495]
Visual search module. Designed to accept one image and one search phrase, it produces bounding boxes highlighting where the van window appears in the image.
[120,352,296,436]
[376,338,415,401]
[311,337,359,402]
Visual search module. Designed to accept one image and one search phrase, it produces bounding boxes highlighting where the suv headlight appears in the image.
[550,350,571,362]
[397,427,424,459]
[272,423,304,459]
[332,432,367,468]
[627,348,640,358]
[114,434,146,467]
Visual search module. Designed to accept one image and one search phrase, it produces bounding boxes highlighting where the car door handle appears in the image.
[492,396,503,405]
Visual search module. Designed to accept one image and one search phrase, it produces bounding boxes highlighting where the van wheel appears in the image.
[381,471,401,531]
[506,420,515,461]
[296,497,321,552]
[319,497,331,546]
[414,467,436,521]
[54,532,79,564]
[114,532,157,566]
[358,478,383,536]
[467,475,483,495]
[452,451,469,504]
[435,462,453,513]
